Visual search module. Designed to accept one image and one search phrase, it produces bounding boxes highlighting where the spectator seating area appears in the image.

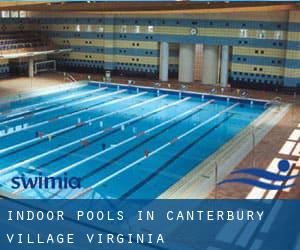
[0,32,54,55]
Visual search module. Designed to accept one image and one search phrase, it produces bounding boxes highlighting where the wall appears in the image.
[1,10,299,91]
[284,10,300,89]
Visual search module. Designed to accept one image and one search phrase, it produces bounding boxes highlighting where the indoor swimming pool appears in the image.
[0,82,268,199]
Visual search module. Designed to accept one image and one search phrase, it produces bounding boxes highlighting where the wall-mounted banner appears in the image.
[0,199,299,250]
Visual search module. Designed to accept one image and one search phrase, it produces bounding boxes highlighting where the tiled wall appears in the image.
[284,10,300,88]
[1,10,300,90]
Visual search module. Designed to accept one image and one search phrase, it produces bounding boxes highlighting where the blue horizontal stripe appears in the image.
[283,77,300,87]
[286,41,300,50]
[285,59,300,69]
[46,31,288,49]
[55,58,159,72]
[232,55,300,69]
[231,73,300,88]
[62,45,178,58]
[231,71,283,79]
[232,55,285,67]
[230,71,284,85]
[288,23,300,32]
[63,45,159,57]
[36,17,290,31]
[0,18,40,25]
[2,17,300,32]
[56,58,104,65]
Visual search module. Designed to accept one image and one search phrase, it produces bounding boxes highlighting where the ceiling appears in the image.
[0,1,298,14]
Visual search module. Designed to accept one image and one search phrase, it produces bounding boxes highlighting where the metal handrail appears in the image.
[180,84,187,92]
[152,82,161,89]
[264,96,282,109]
[64,72,77,83]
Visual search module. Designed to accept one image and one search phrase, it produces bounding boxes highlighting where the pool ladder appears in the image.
[153,82,161,96]
[64,72,77,83]
[264,96,282,109]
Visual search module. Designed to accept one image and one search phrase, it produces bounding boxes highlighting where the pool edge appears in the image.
[0,81,87,105]
[88,80,272,105]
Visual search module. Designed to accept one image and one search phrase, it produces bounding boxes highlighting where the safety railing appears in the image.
[64,72,77,83]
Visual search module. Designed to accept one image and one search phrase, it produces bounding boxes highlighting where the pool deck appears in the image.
[0,72,299,199]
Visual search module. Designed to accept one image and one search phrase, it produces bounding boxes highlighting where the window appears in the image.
[76,24,81,32]
[134,25,140,33]
[148,25,154,33]
[274,31,283,40]
[1,11,10,18]
[10,11,19,18]
[256,30,266,39]
[97,26,104,33]
[86,25,92,32]
[240,29,248,38]
[120,25,127,33]
[19,11,26,18]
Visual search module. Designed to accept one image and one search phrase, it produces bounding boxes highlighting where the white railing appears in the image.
[264,96,282,109]
[64,72,77,83]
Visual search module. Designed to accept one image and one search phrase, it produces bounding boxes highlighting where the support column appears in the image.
[220,45,230,87]
[178,43,195,83]
[194,44,203,81]
[159,41,169,82]
[29,58,34,78]
[202,45,219,85]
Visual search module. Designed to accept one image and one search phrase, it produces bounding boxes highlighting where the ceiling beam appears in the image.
[78,4,296,15]
[0,2,297,14]
[0,2,49,8]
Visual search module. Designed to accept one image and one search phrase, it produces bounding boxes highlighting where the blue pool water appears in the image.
[0,82,267,199]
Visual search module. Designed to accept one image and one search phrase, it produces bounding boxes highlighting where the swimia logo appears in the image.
[11,173,81,190]
[218,160,300,190]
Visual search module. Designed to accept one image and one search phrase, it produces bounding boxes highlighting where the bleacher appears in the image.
[0,31,55,55]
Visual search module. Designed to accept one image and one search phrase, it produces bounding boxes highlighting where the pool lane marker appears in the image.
[0,91,149,156]
[0,84,83,118]
[0,83,84,116]
[69,102,240,199]
[46,101,215,199]
[0,85,89,119]
[0,89,126,139]
[1,93,170,176]
[13,96,191,195]
[21,94,169,173]
[120,113,233,199]
[45,99,215,179]
[0,86,106,122]
[0,87,108,126]
[4,92,161,165]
